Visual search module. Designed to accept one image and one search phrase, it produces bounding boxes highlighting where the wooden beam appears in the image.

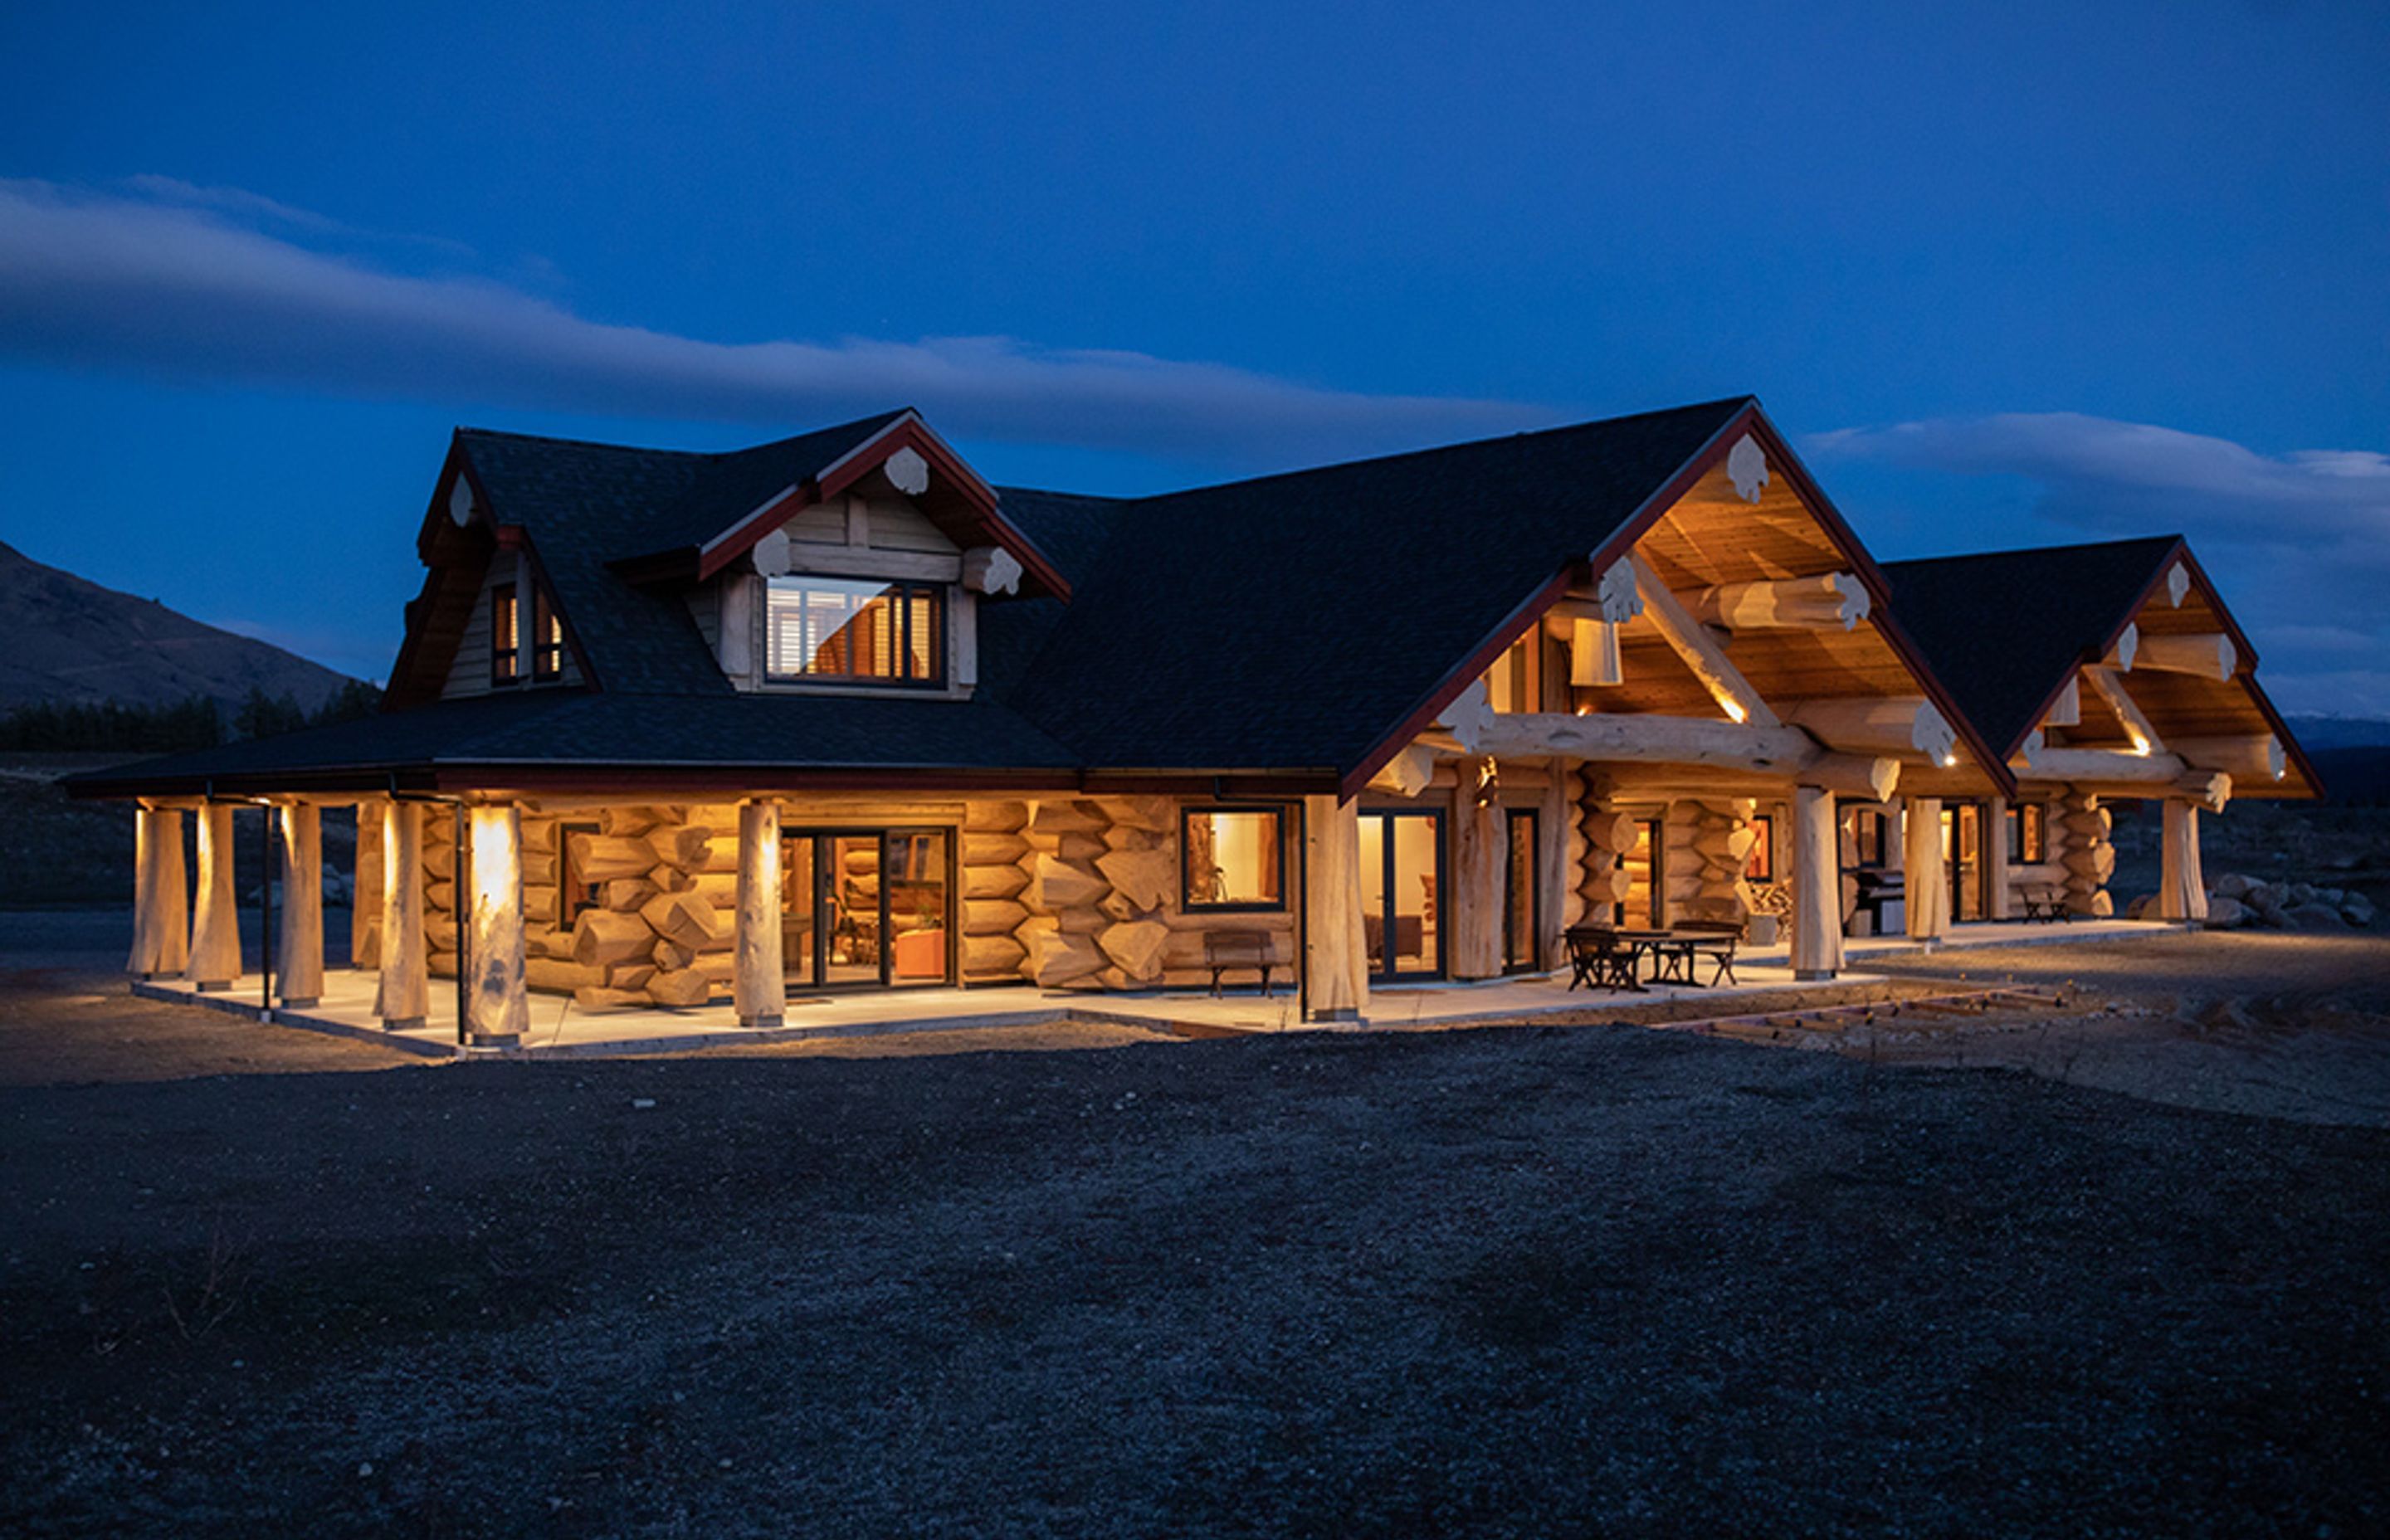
[2041,676,2080,729]
[1365,743,1441,797]
[129,807,190,979]
[2173,733,2285,783]
[2133,631,2236,680]
[2020,748,2232,810]
[276,803,324,1008]
[1903,796,1949,940]
[1451,709,1896,799]
[1449,760,1504,980]
[1630,555,1779,728]
[1303,796,1368,1021]
[2105,623,2139,671]
[2159,800,2208,921]
[2080,665,2166,756]
[734,800,785,1027]
[1781,696,1957,763]
[188,804,240,990]
[1689,573,1871,632]
[376,802,430,1029]
[1790,786,1842,980]
[465,805,529,1045]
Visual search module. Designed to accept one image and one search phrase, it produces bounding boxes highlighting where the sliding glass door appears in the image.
[780,826,954,991]
[1359,809,1444,982]
[1504,808,1540,973]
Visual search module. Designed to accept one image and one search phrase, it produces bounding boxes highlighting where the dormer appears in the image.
[634,413,1066,700]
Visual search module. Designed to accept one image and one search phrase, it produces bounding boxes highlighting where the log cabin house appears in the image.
[72,398,2315,1043]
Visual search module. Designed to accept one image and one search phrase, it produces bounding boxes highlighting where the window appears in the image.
[1182,807,1285,909]
[1484,632,1544,714]
[765,577,944,686]
[1850,809,1886,869]
[1745,814,1774,881]
[530,586,563,680]
[490,583,520,685]
[558,821,602,927]
[2009,802,2046,864]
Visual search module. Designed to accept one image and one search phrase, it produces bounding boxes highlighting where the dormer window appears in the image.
[490,583,520,685]
[530,586,563,681]
[765,575,944,686]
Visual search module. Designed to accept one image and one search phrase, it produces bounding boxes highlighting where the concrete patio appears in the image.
[130,916,2188,1059]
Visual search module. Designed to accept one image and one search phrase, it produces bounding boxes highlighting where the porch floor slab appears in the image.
[129,918,2191,1060]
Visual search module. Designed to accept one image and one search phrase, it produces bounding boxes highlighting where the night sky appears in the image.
[2,2,2383,710]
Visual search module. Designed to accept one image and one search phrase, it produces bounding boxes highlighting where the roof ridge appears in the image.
[1883,534,2184,569]
[1072,396,1757,509]
[453,407,912,463]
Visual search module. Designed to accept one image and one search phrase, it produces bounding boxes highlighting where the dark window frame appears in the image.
[2010,802,2047,865]
[1179,805,1290,914]
[530,585,563,681]
[763,575,948,689]
[1746,813,1775,881]
[558,821,602,928]
[490,582,521,686]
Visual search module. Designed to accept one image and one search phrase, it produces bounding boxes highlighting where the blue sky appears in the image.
[1,1,2384,709]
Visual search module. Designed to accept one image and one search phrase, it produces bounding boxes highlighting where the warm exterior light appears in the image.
[1723,699,1748,724]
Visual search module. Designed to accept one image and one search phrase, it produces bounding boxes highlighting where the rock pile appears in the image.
[2199,873,2375,932]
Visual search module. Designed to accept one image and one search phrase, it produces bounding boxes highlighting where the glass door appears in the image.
[781,826,953,991]
[1619,813,1666,928]
[1358,810,1444,982]
[1944,803,1987,923]
[1503,809,1539,972]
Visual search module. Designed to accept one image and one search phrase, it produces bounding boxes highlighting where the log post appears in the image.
[2159,800,2208,923]
[1789,786,1841,981]
[464,805,528,1045]
[129,806,191,977]
[1450,759,1505,980]
[1903,796,1949,941]
[1538,763,1570,967]
[1983,795,2012,922]
[375,802,430,1030]
[1303,795,1368,1021]
[353,799,384,969]
[188,802,241,990]
[734,800,785,1027]
[276,803,324,1007]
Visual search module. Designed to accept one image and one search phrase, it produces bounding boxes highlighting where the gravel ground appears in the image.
[2,935,2387,1537]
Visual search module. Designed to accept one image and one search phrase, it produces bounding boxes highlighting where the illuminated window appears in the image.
[1484,633,1544,714]
[1850,809,1886,868]
[764,577,944,686]
[2009,802,2046,864]
[1182,807,1285,910]
[530,587,563,680]
[490,583,520,685]
[1745,814,1773,881]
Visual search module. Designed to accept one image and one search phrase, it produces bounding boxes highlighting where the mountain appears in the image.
[2282,715,2390,752]
[0,539,358,712]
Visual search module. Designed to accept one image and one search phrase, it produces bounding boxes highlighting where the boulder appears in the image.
[2288,882,2317,905]
[2124,893,2157,920]
[2284,902,2347,932]
[2202,895,2250,929]
[2341,894,2376,928]
[2212,872,2256,900]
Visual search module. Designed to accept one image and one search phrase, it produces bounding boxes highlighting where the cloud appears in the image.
[0,178,1545,465]
[1809,411,2390,719]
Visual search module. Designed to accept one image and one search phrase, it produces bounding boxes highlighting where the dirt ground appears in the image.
[2,934,2387,1537]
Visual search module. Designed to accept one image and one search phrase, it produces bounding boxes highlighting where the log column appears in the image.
[276,803,325,1008]
[1303,795,1368,1021]
[734,799,785,1027]
[1449,758,1505,980]
[1789,786,1841,981]
[352,799,384,969]
[375,802,430,1030]
[1983,795,2012,921]
[1903,796,1949,941]
[188,802,241,990]
[465,805,529,1045]
[2158,800,2208,923]
[129,806,191,977]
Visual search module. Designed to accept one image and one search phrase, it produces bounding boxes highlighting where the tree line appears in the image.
[0,679,383,752]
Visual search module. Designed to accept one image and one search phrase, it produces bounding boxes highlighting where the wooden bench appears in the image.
[1203,929,1276,997]
[1563,926,1640,992]
[2019,883,2073,924]
[1668,919,1743,986]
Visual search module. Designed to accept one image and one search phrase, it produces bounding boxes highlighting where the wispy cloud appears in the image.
[1810,411,2390,717]
[0,178,1544,464]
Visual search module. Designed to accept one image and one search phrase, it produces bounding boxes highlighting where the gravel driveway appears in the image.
[3,938,2385,1537]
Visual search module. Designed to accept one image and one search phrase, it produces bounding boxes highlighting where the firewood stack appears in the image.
[2056,792,2114,917]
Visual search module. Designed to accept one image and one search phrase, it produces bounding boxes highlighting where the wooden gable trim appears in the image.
[690,413,1072,599]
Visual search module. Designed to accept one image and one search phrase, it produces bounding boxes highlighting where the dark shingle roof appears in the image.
[1001,398,1751,771]
[1880,536,2181,758]
[65,689,1078,797]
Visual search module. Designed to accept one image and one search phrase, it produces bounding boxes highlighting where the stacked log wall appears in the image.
[1668,797,1759,925]
[961,800,1033,983]
[2055,790,2115,917]
[1575,770,1634,924]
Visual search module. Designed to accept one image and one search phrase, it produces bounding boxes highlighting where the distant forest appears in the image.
[0,680,382,752]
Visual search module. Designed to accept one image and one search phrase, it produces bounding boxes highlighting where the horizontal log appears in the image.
[963,933,1028,976]
[1031,855,1107,913]
[964,832,1030,866]
[1781,697,1955,763]
[1095,847,1176,911]
[526,956,606,992]
[963,800,1028,834]
[599,805,667,837]
[1099,919,1169,981]
[1457,712,1899,799]
[1093,796,1174,832]
[1029,929,1105,987]
[565,831,656,884]
[2173,733,2283,783]
[571,909,652,968]
[965,898,1031,936]
[964,862,1030,901]
[573,986,651,1011]
[647,969,714,1008]
[641,892,724,951]
[2132,631,2236,680]
[1689,573,1870,632]
[646,826,715,871]
[1027,800,1108,838]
